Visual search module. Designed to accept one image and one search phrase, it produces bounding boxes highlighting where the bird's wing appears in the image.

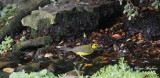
[70,45,93,53]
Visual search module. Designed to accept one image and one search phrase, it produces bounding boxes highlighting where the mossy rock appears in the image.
[13,36,53,51]
[21,10,56,30]
[21,1,121,41]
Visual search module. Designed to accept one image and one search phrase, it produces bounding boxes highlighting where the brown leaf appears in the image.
[67,55,74,59]
[92,32,103,37]
[112,34,122,39]
[101,53,110,55]
[66,70,85,76]
[84,63,93,67]
[8,16,14,20]
[100,60,108,63]
[3,67,15,73]
[0,61,12,68]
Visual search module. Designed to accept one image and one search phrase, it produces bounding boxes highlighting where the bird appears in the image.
[60,44,99,56]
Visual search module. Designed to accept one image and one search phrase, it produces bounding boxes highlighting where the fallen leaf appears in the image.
[115,22,123,25]
[66,70,85,76]
[100,29,104,33]
[88,35,94,40]
[14,39,20,43]
[8,16,14,20]
[112,34,122,39]
[84,63,93,67]
[92,32,103,37]
[111,52,121,55]
[3,67,14,73]
[83,33,87,38]
[67,55,74,59]
[101,53,110,55]
[44,53,53,57]
[100,61,108,63]
[0,61,11,68]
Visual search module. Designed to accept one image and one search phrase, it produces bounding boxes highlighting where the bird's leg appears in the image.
[80,55,89,60]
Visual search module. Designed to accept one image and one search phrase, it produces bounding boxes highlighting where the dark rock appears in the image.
[0,0,18,9]
[0,0,18,5]
[13,36,53,51]
[0,72,10,78]
[50,1,121,41]
[33,46,50,61]
[124,13,160,40]
[0,1,2,10]
[66,70,85,76]
[21,1,121,41]
[0,0,50,41]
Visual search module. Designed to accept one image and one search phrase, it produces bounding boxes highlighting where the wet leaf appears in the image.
[100,29,104,33]
[0,61,11,68]
[92,32,103,37]
[100,60,108,63]
[101,53,111,56]
[8,16,14,20]
[115,22,123,26]
[48,57,60,63]
[67,55,74,59]
[3,67,14,73]
[93,56,108,63]
[14,39,20,43]
[44,53,53,57]
[83,33,87,38]
[88,34,95,40]
[66,70,85,76]
[56,46,62,48]
[111,52,120,55]
[92,39,100,43]
[105,28,109,33]
[112,34,122,39]
[84,63,93,67]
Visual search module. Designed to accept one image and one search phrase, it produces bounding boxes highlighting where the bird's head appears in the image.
[91,44,99,49]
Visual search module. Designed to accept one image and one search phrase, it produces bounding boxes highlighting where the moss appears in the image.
[30,18,52,38]
[13,36,53,50]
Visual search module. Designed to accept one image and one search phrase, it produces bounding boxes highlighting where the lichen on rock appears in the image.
[21,10,56,30]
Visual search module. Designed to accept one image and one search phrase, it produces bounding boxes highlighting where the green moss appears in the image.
[57,28,67,36]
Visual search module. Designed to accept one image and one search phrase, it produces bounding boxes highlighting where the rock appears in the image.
[21,1,121,41]
[0,0,18,5]
[21,10,56,30]
[66,70,85,76]
[0,1,2,10]
[0,72,10,78]
[33,46,50,61]
[0,0,50,41]
[124,12,160,40]
[13,36,53,51]
[0,0,18,9]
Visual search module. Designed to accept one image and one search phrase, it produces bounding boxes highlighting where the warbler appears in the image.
[60,44,99,56]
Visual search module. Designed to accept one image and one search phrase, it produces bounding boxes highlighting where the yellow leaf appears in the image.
[3,68,15,73]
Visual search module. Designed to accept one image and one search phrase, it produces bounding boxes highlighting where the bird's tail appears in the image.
[60,46,71,51]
